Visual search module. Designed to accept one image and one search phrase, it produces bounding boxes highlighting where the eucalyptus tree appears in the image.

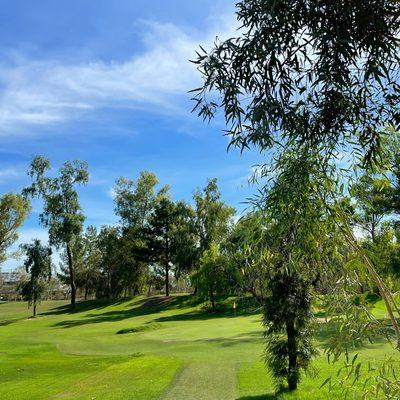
[79,226,102,299]
[192,0,400,166]
[97,226,120,298]
[192,0,400,389]
[350,175,392,243]
[253,150,343,390]
[114,171,159,229]
[194,179,235,254]
[61,226,102,300]
[189,179,236,295]
[145,194,195,297]
[226,212,270,304]
[115,227,149,297]
[191,242,228,311]
[114,171,171,295]
[23,156,88,308]
[170,200,197,279]
[20,239,52,316]
[0,193,30,265]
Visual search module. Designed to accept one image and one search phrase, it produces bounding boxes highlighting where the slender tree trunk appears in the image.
[210,289,216,311]
[286,318,297,391]
[165,235,170,297]
[84,285,88,300]
[66,242,76,309]
[33,293,37,317]
[33,292,37,317]
[107,272,111,299]
[165,263,170,297]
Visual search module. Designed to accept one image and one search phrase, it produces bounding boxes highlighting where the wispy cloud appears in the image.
[0,14,237,135]
[0,167,23,182]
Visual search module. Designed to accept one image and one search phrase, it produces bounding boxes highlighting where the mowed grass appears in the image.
[0,296,399,399]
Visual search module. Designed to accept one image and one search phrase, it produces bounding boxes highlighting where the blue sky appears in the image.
[0,0,263,271]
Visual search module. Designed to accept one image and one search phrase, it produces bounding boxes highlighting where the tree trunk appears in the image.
[286,318,297,391]
[84,285,88,301]
[107,272,111,299]
[33,292,37,316]
[165,263,170,297]
[210,289,216,311]
[66,242,76,309]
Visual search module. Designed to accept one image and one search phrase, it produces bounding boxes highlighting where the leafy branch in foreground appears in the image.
[321,355,400,400]
[192,0,400,165]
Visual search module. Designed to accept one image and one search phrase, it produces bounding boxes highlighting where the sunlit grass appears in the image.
[0,295,398,399]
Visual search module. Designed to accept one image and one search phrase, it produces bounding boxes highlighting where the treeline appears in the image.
[0,156,239,310]
[2,144,400,313]
[57,170,237,305]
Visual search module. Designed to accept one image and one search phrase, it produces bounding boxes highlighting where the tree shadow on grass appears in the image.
[152,302,261,323]
[237,387,291,399]
[51,295,209,328]
[236,396,276,400]
[190,331,263,348]
[40,298,127,316]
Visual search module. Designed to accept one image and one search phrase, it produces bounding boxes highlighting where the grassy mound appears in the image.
[116,322,162,334]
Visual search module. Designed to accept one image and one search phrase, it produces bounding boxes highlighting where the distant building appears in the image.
[0,271,22,301]
[0,270,69,301]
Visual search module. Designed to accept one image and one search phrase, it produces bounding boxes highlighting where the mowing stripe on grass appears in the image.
[51,355,181,400]
[163,361,238,400]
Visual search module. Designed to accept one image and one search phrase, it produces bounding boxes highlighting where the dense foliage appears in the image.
[19,239,52,316]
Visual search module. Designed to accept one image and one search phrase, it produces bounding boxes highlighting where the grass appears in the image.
[116,322,162,334]
[0,295,399,399]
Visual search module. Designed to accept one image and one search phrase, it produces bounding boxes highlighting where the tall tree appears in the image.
[192,1,400,389]
[145,196,177,297]
[97,226,120,298]
[23,156,88,308]
[351,174,392,243]
[191,242,228,311]
[194,179,235,254]
[192,0,400,166]
[231,150,343,390]
[0,193,30,265]
[79,226,102,300]
[114,171,159,229]
[114,171,169,295]
[170,201,197,279]
[60,226,102,300]
[20,239,52,317]
[145,195,194,297]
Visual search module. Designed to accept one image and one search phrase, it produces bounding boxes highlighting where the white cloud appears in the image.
[0,14,237,135]
[0,167,24,182]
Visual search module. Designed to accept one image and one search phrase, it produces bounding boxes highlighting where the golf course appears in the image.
[0,295,397,399]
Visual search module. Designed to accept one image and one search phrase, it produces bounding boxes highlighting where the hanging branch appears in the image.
[337,210,400,349]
